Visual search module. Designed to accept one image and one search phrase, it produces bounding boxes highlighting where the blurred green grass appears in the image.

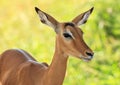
[0,0,120,85]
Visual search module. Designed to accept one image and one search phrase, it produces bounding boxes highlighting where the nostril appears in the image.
[86,52,93,57]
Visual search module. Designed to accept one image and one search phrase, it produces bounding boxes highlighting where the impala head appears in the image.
[35,7,94,61]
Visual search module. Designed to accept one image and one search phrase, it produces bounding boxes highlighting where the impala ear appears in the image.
[35,7,59,33]
[72,7,94,26]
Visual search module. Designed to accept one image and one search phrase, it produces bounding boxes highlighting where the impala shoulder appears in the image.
[17,61,47,75]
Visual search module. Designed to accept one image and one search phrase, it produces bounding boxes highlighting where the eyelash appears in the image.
[63,33,72,39]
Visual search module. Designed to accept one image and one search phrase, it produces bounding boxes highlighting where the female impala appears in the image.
[0,7,94,85]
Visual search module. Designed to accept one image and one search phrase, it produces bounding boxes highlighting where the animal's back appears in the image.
[0,49,48,85]
[0,49,36,84]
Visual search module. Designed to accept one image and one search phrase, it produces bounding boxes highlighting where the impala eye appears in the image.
[63,33,72,39]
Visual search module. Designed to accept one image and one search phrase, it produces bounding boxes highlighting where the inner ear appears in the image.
[35,7,59,33]
[72,7,94,26]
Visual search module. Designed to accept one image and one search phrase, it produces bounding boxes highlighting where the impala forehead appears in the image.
[65,24,83,34]
[64,22,75,27]
[59,22,83,36]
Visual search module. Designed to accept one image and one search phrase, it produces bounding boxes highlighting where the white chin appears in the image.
[82,57,92,62]
[83,59,91,62]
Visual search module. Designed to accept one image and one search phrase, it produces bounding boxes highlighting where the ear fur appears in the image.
[35,7,59,33]
[72,7,94,26]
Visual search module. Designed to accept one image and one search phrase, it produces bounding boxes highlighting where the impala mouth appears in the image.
[82,57,92,62]
[80,56,93,62]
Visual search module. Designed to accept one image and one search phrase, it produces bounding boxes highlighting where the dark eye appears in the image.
[63,33,72,39]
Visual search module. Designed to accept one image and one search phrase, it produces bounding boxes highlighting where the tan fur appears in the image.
[0,7,94,85]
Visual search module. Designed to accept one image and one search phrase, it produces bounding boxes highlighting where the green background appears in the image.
[0,0,120,85]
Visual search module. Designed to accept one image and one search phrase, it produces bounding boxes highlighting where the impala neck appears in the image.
[44,36,68,85]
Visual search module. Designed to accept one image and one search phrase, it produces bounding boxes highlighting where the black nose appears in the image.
[86,52,93,57]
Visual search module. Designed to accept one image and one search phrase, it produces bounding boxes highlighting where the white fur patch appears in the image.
[38,11,55,29]
[77,11,90,26]
[67,30,75,39]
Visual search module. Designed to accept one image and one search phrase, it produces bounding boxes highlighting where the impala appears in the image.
[0,7,94,85]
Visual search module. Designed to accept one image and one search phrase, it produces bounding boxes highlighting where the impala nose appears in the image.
[86,52,94,58]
